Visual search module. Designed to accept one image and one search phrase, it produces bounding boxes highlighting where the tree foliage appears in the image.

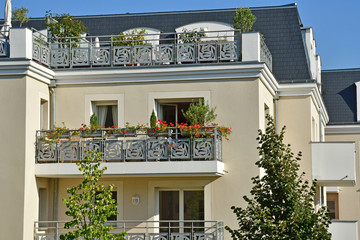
[182,99,217,126]
[60,150,125,240]
[13,7,30,27]
[112,29,148,46]
[225,116,331,240]
[178,28,205,43]
[45,11,87,45]
[233,7,257,32]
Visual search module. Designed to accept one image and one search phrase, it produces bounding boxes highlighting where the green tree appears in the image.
[233,7,257,32]
[13,7,30,27]
[60,150,125,240]
[182,99,217,126]
[226,116,331,240]
[45,11,87,46]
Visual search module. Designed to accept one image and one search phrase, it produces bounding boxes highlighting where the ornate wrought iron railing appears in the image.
[34,220,224,240]
[36,127,222,163]
[32,29,50,67]
[260,38,272,71]
[32,30,241,69]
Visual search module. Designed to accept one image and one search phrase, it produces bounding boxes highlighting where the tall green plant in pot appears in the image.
[182,99,217,126]
[233,7,257,32]
[150,110,157,129]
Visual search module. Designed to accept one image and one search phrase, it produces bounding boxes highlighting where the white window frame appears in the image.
[84,94,124,127]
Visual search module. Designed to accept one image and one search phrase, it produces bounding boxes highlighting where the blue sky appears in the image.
[3,0,360,70]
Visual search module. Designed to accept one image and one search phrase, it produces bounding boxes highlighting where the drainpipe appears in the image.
[274,91,279,133]
[49,81,58,221]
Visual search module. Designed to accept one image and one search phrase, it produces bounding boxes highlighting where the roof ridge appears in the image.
[322,68,360,72]
[7,3,297,20]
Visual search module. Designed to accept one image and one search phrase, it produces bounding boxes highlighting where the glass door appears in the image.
[159,190,204,234]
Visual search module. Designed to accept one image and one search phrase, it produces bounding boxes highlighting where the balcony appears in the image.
[311,142,356,186]
[35,127,224,177]
[34,220,224,240]
[329,220,358,240]
[11,28,272,71]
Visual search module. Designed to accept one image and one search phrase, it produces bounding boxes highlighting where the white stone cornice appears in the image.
[278,83,329,124]
[54,63,266,86]
[259,63,279,96]
[326,125,360,135]
[0,60,54,84]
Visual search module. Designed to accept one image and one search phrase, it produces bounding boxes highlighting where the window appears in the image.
[159,190,204,233]
[96,191,117,221]
[156,98,202,125]
[40,99,49,130]
[92,101,118,127]
[327,192,339,219]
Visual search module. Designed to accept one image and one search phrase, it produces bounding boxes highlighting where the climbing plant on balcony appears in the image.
[60,150,125,240]
[225,116,331,239]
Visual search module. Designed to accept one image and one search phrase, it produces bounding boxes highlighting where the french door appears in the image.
[159,190,204,233]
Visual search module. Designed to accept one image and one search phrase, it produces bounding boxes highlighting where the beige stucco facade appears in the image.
[0,26,356,240]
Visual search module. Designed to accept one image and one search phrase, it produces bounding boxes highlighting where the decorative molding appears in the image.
[325,125,360,135]
[54,63,266,85]
[0,60,54,84]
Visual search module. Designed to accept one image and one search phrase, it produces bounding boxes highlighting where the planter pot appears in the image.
[106,129,124,138]
[81,129,102,138]
[122,128,137,137]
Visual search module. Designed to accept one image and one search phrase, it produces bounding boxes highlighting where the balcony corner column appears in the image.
[9,28,33,59]
[241,32,261,62]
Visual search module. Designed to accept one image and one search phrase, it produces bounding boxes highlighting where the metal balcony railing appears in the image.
[260,38,272,71]
[36,127,222,163]
[32,29,241,69]
[34,220,225,240]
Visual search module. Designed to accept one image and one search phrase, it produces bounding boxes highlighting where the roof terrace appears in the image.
[2,28,272,71]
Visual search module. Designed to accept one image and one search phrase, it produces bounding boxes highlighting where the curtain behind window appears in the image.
[111,105,118,126]
[96,105,108,126]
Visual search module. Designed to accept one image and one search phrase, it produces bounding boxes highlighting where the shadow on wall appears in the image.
[338,84,357,122]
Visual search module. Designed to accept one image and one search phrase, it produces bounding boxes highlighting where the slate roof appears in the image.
[7,3,310,83]
[322,69,360,124]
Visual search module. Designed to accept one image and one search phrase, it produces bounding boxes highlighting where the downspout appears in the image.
[319,107,323,142]
[274,91,279,133]
[50,81,58,221]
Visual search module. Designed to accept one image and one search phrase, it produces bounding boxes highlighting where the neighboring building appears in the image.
[0,3,357,240]
[322,69,360,240]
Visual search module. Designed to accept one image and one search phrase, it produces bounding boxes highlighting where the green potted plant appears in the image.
[80,114,102,137]
[123,122,140,137]
[182,99,217,126]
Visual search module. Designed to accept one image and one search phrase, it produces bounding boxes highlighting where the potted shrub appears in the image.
[80,114,102,137]
[123,122,140,137]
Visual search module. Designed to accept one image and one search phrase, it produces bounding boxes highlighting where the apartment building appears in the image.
[0,3,357,240]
